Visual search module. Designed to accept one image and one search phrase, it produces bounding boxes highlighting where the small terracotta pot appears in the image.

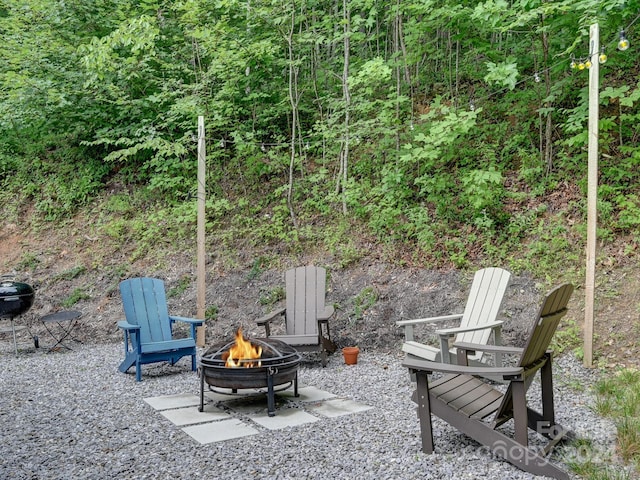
[342,346,360,365]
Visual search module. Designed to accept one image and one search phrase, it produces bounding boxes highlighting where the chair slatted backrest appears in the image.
[285,266,325,337]
[120,277,173,344]
[492,283,574,425]
[518,283,574,367]
[457,267,511,345]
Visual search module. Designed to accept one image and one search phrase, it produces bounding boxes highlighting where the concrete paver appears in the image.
[160,405,230,426]
[182,418,259,444]
[144,386,371,444]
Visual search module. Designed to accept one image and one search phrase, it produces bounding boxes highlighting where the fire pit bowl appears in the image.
[199,336,302,416]
[0,280,35,318]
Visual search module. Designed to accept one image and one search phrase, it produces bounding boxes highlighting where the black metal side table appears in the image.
[41,310,83,352]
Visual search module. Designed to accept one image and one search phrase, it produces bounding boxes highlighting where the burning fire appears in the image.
[223,328,262,368]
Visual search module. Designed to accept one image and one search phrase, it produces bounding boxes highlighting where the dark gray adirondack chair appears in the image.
[257,266,337,366]
[397,267,511,366]
[403,283,575,480]
[118,277,203,381]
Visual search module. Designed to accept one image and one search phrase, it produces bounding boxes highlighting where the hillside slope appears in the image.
[1,217,638,369]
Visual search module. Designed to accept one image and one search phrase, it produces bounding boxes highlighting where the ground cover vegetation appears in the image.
[1,0,640,477]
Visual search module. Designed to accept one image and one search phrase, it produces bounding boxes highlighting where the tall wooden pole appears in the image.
[584,23,599,368]
[196,116,206,347]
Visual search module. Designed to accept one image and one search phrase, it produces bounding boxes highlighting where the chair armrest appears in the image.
[435,320,503,337]
[117,320,140,331]
[402,357,524,379]
[452,341,524,355]
[317,305,335,321]
[396,313,463,327]
[169,316,204,326]
[256,307,286,326]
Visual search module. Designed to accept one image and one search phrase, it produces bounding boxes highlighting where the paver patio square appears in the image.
[144,393,201,411]
[249,408,320,430]
[203,389,250,403]
[276,385,337,402]
[182,418,259,445]
[308,398,373,418]
[160,406,230,426]
[221,393,286,415]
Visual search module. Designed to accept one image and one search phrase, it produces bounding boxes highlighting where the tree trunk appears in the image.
[286,4,299,227]
[541,16,553,172]
[338,0,351,215]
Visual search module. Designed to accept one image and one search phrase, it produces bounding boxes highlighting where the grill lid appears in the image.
[0,279,35,318]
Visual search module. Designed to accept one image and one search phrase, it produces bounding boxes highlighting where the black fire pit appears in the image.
[199,337,302,416]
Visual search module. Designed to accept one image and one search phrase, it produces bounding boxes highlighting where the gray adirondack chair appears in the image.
[403,283,575,480]
[396,267,511,366]
[257,266,337,366]
[118,277,203,381]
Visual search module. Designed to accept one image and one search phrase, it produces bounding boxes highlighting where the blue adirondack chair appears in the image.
[118,277,203,382]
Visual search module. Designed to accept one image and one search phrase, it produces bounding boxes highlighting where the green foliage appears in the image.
[167,275,192,298]
[260,286,285,306]
[16,253,40,272]
[62,288,90,308]
[591,369,640,474]
[550,318,582,355]
[248,257,270,281]
[460,167,505,229]
[352,287,378,321]
[484,59,519,90]
[53,266,87,282]
[1,0,640,276]
[205,305,218,321]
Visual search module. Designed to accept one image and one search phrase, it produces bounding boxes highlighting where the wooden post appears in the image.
[584,23,599,368]
[196,116,206,347]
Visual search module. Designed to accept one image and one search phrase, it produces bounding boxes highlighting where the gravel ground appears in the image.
[0,342,620,480]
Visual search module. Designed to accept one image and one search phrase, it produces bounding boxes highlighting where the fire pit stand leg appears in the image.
[266,369,276,417]
[199,368,205,412]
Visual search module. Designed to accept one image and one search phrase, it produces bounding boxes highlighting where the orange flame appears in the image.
[224,328,262,368]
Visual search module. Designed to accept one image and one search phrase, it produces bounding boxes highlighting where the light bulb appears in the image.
[599,48,607,64]
[469,101,475,111]
[570,59,577,69]
[578,61,586,70]
[618,30,629,51]
[585,59,592,69]
[534,72,541,83]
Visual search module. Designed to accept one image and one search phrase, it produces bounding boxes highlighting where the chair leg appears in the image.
[135,359,142,382]
[540,354,556,425]
[415,372,435,454]
[512,379,528,446]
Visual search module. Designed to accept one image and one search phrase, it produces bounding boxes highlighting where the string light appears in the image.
[534,72,541,82]
[618,30,630,50]
[570,56,577,69]
[469,100,475,111]
[584,58,592,69]
[599,47,607,64]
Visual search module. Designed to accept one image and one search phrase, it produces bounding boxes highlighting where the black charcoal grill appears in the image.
[199,337,301,416]
[0,278,35,355]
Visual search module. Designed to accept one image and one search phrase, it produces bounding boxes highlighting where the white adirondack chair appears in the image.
[396,267,511,366]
